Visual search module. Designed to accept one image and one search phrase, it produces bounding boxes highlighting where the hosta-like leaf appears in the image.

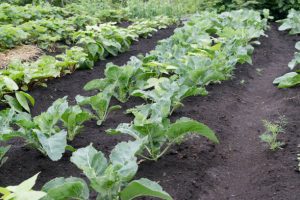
[107,123,141,139]
[34,97,68,134]
[4,95,23,113]
[90,165,121,198]
[61,105,92,141]
[167,118,219,143]
[42,177,89,200]
[36,130,67,161]
[71,144,107,179]
[2,76,18,91]
[120,178,172,200]
[109,138,147,180]
[83,79,105,91]
[273,72,300,88]
[87,43,99,58]
[15,91,35,113]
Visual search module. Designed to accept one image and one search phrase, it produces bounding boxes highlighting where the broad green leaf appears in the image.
[109,138,147,181]
[71,144,107,179]
[2,173,46,200]
[36,130,67,161]
[18,91,35,106]
[273,72,300,88]
[108,105,122,113]
[61,105,92,141]
[42,177,89,200]
[15,91,35,113]
[120,178,172,200]
[87,43,99,57]
[76,92,115,126]
[33,97,68,134]
[89,165,121,197]
[4,95,23,113]
[167,118,219,143]
[0,187,10,199]
[83,79,103,91]
[106,123,141,139]
[2,76,18,91]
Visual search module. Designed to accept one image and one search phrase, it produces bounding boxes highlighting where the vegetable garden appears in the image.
[0,0,300,199]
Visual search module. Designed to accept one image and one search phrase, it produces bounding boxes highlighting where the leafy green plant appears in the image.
[3,91,35,113]
[0,97,87,161]
[76,92,121,126]
[0,173,47,200]
[278,9,300,35]
[61,105,93,141]
[0,25,29,51]
[0,172,90,200]
[0,3,70,25]
[128,16,175,38]
[84,63,136,103]
[259,117,287,151]
[70,140,172,199]
[274,10,300,88]
[108,117,219,161]
[0,139,172,200]
[41,177,90,200]
[0,145,10,167]
[274,72,300,88]
[0,16,175,104]
[267,0,300,14]
[125,0,218,18]
[56,46,94,71]
[75,23,137,58]
[131,77,205,114]
[0,75,19,99]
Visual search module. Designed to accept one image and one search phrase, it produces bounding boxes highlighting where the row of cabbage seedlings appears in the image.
[0,16,175,104]
[273,9,300,88]
[0,9,269,200]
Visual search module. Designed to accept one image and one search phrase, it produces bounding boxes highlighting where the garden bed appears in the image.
[1,23,300,200]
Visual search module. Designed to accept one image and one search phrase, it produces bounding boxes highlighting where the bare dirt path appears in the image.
[198,23,300,200]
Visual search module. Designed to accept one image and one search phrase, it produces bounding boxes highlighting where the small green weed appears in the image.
[259,116,287,151]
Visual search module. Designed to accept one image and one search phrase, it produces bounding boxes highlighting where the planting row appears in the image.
[0,16,175,103]
[273,9,300,88]
[0,2,129,27]
[1,2,181,52]
[0,15,103,51]
[0,3,71,26]
[0,9,269,200]
[0,11,129,51]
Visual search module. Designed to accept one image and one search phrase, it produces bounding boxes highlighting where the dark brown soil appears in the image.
[1,23,300,200]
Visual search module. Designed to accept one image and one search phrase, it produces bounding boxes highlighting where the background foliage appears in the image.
[1,0,300,18]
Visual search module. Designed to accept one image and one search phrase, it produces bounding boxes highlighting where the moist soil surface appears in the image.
[1,23,300,200]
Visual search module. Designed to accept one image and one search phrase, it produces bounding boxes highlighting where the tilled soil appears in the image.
[1,23,300,200]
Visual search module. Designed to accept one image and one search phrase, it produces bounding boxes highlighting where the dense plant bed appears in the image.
[1,23,300,199]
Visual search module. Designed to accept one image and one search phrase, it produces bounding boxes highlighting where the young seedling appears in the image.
[259,116,287,151]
